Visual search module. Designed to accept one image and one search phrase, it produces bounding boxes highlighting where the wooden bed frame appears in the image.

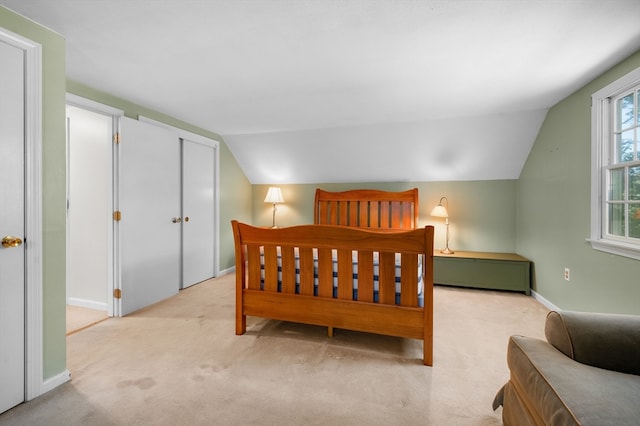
[232,188,434,365]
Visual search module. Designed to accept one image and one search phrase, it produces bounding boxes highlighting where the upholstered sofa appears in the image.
[493,310,640,425]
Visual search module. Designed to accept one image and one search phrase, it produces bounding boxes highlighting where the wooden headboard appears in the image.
[314,188,419,229]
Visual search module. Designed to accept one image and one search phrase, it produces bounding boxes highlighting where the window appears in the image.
[591,66,640,260]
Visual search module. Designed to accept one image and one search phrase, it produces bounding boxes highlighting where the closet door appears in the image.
[118,118,180,315]
[182,139,215,288]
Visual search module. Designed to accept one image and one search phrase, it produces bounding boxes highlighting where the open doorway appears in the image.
[65,97,121,333]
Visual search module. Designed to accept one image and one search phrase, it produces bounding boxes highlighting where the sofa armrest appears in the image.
[545,310,640,376]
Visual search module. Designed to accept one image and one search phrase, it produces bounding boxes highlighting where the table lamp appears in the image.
[431,196,454,254]
[264,187,284,228]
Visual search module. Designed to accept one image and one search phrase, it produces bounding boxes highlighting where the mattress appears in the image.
[259,248,424,307]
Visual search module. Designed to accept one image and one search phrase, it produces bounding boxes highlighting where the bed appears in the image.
[232,188,434,365]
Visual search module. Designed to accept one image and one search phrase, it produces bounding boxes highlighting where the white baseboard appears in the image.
[218,266,235,276]
[531,290,560,311]
[68,297,107,311]
[31,369,71,400]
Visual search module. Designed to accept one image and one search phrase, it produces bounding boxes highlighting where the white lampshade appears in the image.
[430,202,448,218]
[264,187,284,204]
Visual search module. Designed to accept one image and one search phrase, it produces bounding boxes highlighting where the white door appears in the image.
[118,118,181,315]
[0,38,25,414]
[182,139,215,288]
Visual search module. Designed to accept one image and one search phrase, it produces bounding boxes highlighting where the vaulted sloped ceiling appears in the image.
[3,0,640,183]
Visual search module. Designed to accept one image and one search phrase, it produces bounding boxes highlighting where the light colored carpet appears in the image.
[66,305,109,335]
[0,274,549,425]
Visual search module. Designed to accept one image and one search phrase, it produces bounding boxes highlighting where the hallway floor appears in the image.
[66,305,108,336]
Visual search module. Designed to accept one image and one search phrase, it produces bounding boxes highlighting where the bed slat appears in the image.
[263,245,278,292]
[338,202,349,226]
[328,202,338,226]
[337,249,353,300]
[247,245,262,290]
[400,203,412,229]
[369,202,380,228]
[281,246,296,294]
[378,252,396,305]
[349,202,359,226]
[401,253,419,307]
[299,247,315,296]
[390,202,401,228]
[317,202,329,225]
[317,248,333,298]
[357,250,374,302]
[358,202,368,227]
[380,201,390,228]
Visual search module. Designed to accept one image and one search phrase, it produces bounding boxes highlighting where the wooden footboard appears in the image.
[231,221,434,365]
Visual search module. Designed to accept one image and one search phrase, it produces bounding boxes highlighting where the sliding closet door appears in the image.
[118,118,181,315]
[182,139,215,288]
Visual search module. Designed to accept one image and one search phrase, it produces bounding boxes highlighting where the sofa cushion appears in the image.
[545,310,640,376]
[506,335,640,426]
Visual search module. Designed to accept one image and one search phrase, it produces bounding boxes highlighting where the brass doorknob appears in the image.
[171,217,182,223]
[2,236,23,248]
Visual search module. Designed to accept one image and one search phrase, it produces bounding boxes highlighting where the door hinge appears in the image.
[113,133,121,144]
[113,288,122,299]
[113,211,122,221]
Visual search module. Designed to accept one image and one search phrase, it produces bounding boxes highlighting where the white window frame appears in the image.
[590,66,640,260]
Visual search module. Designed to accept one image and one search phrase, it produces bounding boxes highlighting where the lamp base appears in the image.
[440,248,455,255]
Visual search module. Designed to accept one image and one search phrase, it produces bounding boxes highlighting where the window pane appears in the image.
[616,130,635,162]
[609,168,625,201]
[616,93,634,130]
[630,166,640,200]
[608,203,625,236]
[629,205,640,239]
[637,90,640,125]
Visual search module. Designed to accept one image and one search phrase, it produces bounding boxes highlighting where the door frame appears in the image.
[0,27,47,400]
[65,94,124,317]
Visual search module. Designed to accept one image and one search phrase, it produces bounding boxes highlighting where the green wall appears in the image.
[518,49,640,314]
[219,142,252,270]
[252,180,518,253]
[65,81,251,272]
[0,7,67,379]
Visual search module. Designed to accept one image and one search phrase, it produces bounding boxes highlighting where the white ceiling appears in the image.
[3,0,640,183]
